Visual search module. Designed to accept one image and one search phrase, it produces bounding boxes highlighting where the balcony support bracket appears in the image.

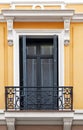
[64,18,70,46]
[6,17,14,46]
[6,118,15,130]
[63,117,73,130]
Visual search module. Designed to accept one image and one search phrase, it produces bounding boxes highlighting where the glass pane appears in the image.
[27,46,36,55]
[27,59,37,86]
[41,45,53,55]
[41,59,53,87]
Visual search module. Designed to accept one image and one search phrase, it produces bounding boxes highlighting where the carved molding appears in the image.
[64,19,70,46]
[63,117,73,130]
[32,4,44,9]
[61,3,66,9]
[7,18,14,46]
[10,4,15,9]
[6,118,15,130]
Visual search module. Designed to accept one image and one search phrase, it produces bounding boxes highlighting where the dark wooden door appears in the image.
[19,36,58,110]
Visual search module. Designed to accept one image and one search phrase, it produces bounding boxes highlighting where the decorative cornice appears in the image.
[1,10,83,22]
[72,13,83,22]
[1,9,83,46]
[10,1,65,5]
[11,1,65,5]
[2,9,74,45]
[2,10,83,22]
[1,1,83,4]
[2,9,74,17]
[2,9,74,23]
[0,2,11,4]
[65,2,83,4]
[10,1,66,9]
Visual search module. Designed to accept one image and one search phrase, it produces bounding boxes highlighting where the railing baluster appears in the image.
[5,87,7,111]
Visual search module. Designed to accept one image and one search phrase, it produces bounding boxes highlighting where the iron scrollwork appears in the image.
[5,86,73,111]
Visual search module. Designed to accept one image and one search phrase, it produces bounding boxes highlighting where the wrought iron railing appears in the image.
[5,86,73,111]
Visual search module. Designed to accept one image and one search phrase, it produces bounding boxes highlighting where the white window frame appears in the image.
[13,29,64,86]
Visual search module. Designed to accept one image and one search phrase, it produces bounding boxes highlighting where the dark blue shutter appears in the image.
[22,36,27,86]
[53,35,58,87]
[21,36,27,109]
[53,35,58,109]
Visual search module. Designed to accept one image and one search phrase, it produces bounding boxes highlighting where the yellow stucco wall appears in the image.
[71,23,83,109]
[0,3,83,109]
[0,22,64,109]
[0,23,5,109]
[66,4,83,13]
[14,22,64,29]
[64,22,83,109]
[1,22,83,109]
[16,6,32,9]
[43,6,61,9]
[0,23,13,109]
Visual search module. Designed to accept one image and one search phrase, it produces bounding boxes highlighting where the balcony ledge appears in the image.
[1,110,83,125]
[5,111,74,121]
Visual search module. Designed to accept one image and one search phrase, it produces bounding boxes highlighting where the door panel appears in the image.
[41,45,53,55]
[27,45,36,55]
[41,59,53,87]
[27,59,37,87]
[22,36,27,86]
[53,35,58,87]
